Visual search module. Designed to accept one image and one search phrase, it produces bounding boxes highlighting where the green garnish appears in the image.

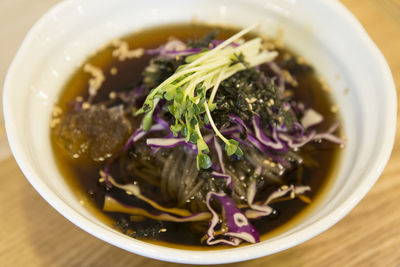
[136,24,278,169]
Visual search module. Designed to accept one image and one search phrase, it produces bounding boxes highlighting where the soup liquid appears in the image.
[51,24,341,249]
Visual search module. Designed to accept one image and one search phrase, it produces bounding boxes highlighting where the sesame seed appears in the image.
[284,90,294,98]
[109,91,117,99]
[110,67,118,75]
[52,106,63,117]
[245,97,257,104]
[82,102,91,110]
[248,102,253,111]
[296,56,307,65]
[50,118,61,128]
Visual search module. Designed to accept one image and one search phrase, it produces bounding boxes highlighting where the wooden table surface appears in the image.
[0,0,399,266]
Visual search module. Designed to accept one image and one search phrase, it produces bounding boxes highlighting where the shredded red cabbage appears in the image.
[146,137,197,150]
[147,39,202,57]
[252,115,287,151]
[228,114,248,131]
[205,191,259,246]
[104,195,211,222]
[246,133,291,168]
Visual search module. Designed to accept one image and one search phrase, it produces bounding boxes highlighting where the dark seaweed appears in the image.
[188,30,218,49]
[142,57,185,89]
[212,68,298,130]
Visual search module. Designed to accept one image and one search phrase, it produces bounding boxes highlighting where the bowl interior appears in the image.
[3,0,396,264]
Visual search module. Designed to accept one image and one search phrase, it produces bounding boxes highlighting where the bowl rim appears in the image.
[3,0,397,264]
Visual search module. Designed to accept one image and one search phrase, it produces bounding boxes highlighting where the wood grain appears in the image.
[0,0,399,266]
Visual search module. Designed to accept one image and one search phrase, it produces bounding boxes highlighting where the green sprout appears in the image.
[135,24,278,169]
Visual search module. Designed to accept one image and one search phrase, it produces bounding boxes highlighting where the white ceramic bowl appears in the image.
[3,0,397,264]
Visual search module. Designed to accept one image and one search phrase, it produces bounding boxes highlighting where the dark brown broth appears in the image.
[51,23,341,249]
